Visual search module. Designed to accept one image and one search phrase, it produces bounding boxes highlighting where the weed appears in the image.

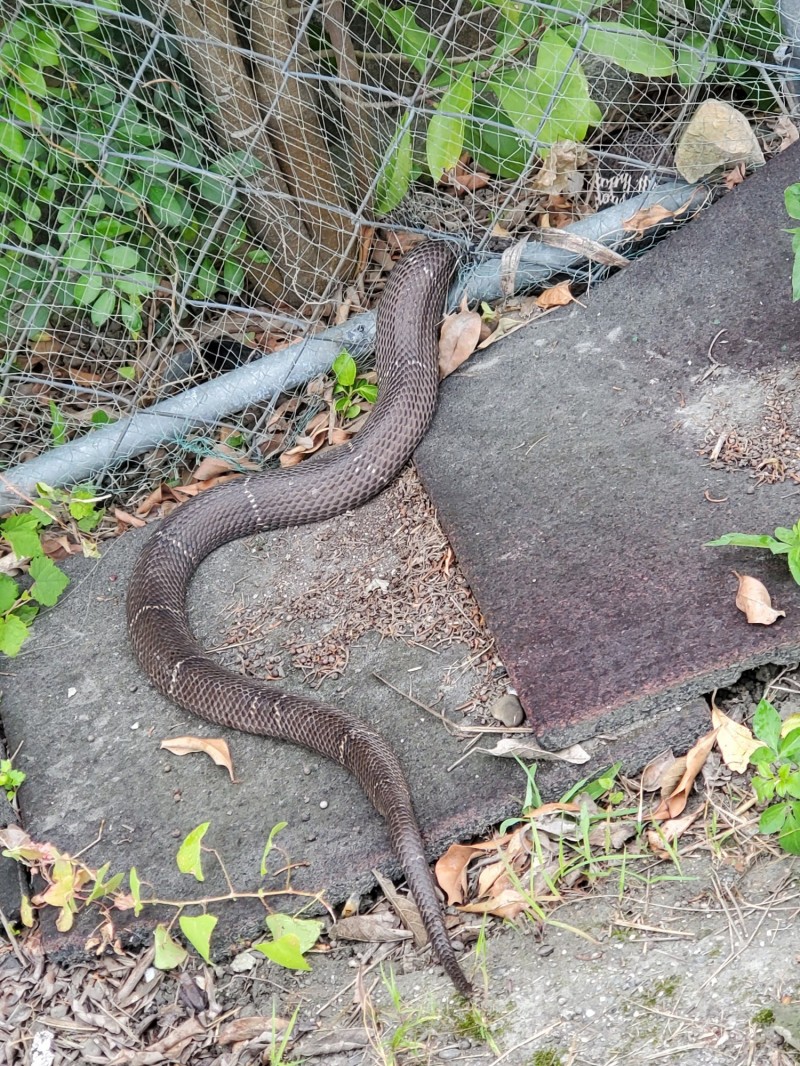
[748,697,800,854]
[0,756,25,802]
[787,183,800,301]
[529,1051,565,1066]
[331,350,378,420]
[0,483,105,656]
[705,520,800,584]
[751,1007,775,1025]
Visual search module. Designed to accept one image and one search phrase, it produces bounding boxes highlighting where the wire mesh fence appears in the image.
[0,0,797,501]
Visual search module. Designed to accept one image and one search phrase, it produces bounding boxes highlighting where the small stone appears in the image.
[229,951,257,973]
[490,693,525,727]
[438,1049,461,1060]
[320,800,328,809]
[675,100,764,182]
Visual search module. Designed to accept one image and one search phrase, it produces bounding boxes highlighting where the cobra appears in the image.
[127,240,471,995]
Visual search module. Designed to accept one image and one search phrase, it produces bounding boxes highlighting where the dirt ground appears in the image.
[2,658,800,1066]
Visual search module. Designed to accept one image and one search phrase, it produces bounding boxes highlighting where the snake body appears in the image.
[127,240,471,995]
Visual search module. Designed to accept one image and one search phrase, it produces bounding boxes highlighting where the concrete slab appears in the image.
[0,473,705,952]
[417,143,800,747]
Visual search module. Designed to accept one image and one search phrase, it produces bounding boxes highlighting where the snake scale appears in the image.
[127,239,472,995]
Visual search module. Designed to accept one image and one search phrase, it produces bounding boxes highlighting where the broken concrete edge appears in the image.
[1,694,712,964]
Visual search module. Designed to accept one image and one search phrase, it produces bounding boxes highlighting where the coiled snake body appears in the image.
[127,240,471,995]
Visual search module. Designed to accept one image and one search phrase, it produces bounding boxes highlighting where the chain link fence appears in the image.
[0,0,797,502]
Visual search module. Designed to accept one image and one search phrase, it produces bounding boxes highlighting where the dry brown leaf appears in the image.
[775,115,799,151]
[373,868,426,946]
[723,162,746,188]
[535,280,575,309]
[193,452,259,481]
[651,729,718,821]
[477,737,590,763]
[218,1016,288,1046]
[114,508,146,529]
[439,296,482,378]
[161,736,236,781]
[646,806,703,856]
[640,748,676,792]
[331,914,410,943]
[460,887,529,919]
[623,203,676,237]
[435,836,511,905]
[734,572,785,625]
[711,701,761,773]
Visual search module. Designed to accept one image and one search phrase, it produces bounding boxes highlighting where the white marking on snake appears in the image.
[167,659,186,697]
[243,480,264,526]
[163,534,195,565]
[130,603,182,625]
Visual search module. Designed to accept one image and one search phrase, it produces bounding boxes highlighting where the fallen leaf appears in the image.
[373,868,426,946]
[775,114,800,151]
[114,508,146,529]
[193,452,259,481]
[435,836,511,905]
[640,748,676,791]
[439,296,482,378]
[711,701,761,773]
[161,736,237,781]
[477,737,590,763]
[535,280,575,309]
[734,572,785,625]
[652,729,718,820]
[330,914,410,943]
[646,805,704,856]
[623,203,677,237]
[723,162,746,188]
[218,1016,288,1046]
[460,886,530,919]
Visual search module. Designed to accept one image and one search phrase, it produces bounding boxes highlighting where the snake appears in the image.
[127,239,472,995]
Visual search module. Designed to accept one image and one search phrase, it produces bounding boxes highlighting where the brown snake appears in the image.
[127,240,472,995]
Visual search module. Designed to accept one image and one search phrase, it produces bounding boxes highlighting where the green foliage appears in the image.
[332,350,378,420]
[0,4,266,340]
[749,698,800,854]
[0,757,25,802]
[786,183,800,301]
[253,914,324,971]
[705,520,800,585]
[358,0,780,210]
[0,482,105,656]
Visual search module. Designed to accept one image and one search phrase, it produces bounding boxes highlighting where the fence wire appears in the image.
[0,0,797,501]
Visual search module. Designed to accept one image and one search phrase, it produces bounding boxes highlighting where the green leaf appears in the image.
[676,34,717,86]
[113,272,158,298]
[99,245,140,271]
[176,822,209,881]
[753,699,782,754]
[29,555,69,607]
[265,914,323,954]
[129,867,143,916]
[72,6,100,33]
[779,727,800,761]
[749,744,775,766]
[179,913,217,963]
[253,933,311,971]
[147,181,191,229]
[260,820,288,876]
[786,184,800,221]
[489,33,602,154]
[153,924,188,970]
[74,273,104,308]
[118,365,137,380]
[194,174,230,207]
[705,532,788,553]
[779,803,800,854]
[222,259,245,295]
[0,123,29,164]
[28,27,61,67]
[0,574,20,614]
[118,297,142,339]
[49,400,66,446]
[6,84,43,126]
[90,287,116,328]
[192,260,219,300]
[17,64,48,98]
[0,613,29,657]
[2,513,43,558]
[426,71,473,180]
[355,382,378,404]
[362,1,444,74]
[579,23,676,76]
[788,546,800,586]
[332,351,357,388]
[376,125,413,215]
[759,801,787,834]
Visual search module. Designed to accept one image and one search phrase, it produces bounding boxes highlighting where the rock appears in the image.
[490,693,525,727]
[675,100,764,182]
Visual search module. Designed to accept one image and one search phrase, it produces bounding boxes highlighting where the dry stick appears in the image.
[0,904,26,965]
